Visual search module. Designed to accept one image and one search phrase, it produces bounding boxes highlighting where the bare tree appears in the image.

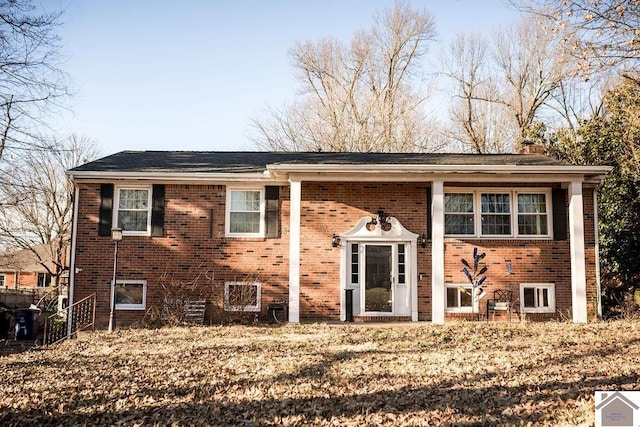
[440,33,515,153]
[516,0,640,79]
[0,134,100,289]
[0,0,69,160]
[491,16,570,146]
[250,1,439,152]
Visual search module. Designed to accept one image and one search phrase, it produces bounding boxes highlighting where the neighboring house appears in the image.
[66,150,611,326]
[0,244,58,290]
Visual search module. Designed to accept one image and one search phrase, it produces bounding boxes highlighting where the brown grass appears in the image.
[1,321,640,426]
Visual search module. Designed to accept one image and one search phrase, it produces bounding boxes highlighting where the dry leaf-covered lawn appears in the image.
[1,322,639,426]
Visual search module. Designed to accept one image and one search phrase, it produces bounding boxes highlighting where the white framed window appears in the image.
[445,284,473,312]
[114,186,152,235]
[520,283,555,313]
[115,280,147,310]
[517,193,549,236]
[225,188,265,237]
[481,192,511,236]
[444,193,475,235]
[224,281,261,312]
[349,243,359,285]
[444,188,552,238]
[0,274,5,287]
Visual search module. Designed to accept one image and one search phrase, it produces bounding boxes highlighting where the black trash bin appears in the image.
[268,302,288,324]
[345,289,354,322]
[15,309,37,340]
[0,310,10,338]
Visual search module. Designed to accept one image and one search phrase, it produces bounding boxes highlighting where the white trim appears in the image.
[288,179,301,323]
[431,181,445,324]
[444,188,553,239]
[114,280,147,310]
[225,187,265,238]
[224,281,261,312]
[113,185,153,236]
[520,283,556,313]
[338,217,418,320]
[267,163,611,176]
[410,240,418,321]
[569,181,588,322]
[445,284,473,313]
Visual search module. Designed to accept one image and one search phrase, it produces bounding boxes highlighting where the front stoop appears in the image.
[354,315,412,322]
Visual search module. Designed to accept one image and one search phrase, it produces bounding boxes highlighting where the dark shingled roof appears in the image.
[70,151,567,174]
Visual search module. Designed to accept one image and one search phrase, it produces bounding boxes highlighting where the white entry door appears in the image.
[339,216,418,321]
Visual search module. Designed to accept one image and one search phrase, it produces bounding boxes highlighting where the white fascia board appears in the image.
[267,163,612,176]
[268,165,612,184]
[281,172,594,184]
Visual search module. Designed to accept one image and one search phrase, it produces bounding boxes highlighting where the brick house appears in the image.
[0,244,58,290]
[67,151,610,326]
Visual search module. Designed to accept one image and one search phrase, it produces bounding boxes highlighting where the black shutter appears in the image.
[151,184,165,237]
[426,187,432,240]
[98,184,114,236]
[552,188,567,241]
[265,186,279,238]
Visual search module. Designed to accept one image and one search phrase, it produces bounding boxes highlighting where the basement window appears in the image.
[520,283,555,313]
[445,284,472,312]
[224,282,261,312]
[115,280,147,310]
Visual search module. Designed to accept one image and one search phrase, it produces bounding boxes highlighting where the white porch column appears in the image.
[288,179,301,323]
[411,241,419,322]
[569,181,588,323]
[431,181,445,324]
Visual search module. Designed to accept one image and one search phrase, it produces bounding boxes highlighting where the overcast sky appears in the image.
[46,1,520,156]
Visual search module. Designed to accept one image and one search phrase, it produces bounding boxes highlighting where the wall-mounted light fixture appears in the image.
[418,234,427,248]
[331,233,341,248]
[506,259,514,275]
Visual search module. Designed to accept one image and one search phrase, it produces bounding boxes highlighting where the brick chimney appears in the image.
[518,141,546,155]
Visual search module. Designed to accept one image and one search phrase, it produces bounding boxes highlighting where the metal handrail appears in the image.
[43,293,96,346]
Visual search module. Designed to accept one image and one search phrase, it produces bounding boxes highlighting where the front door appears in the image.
[364,245,393,313]
[339,215,418,321]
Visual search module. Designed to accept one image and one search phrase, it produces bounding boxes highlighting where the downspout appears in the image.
[66,185,80,340]
[593,185,602,318]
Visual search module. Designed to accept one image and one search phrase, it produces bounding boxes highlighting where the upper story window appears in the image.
[227,189,264,236]
[444,193,474,235]
[114,186,152,235]
[444,189,552,239]
[0,274,5,287]
[225,186,280,238]
[517,193,548,235]
[481,193,511,235]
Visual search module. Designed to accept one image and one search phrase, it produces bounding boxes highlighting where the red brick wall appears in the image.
[73,183,290,326]
[0,272,38,288]
[73,181,600,325]
[299,182,430,320]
